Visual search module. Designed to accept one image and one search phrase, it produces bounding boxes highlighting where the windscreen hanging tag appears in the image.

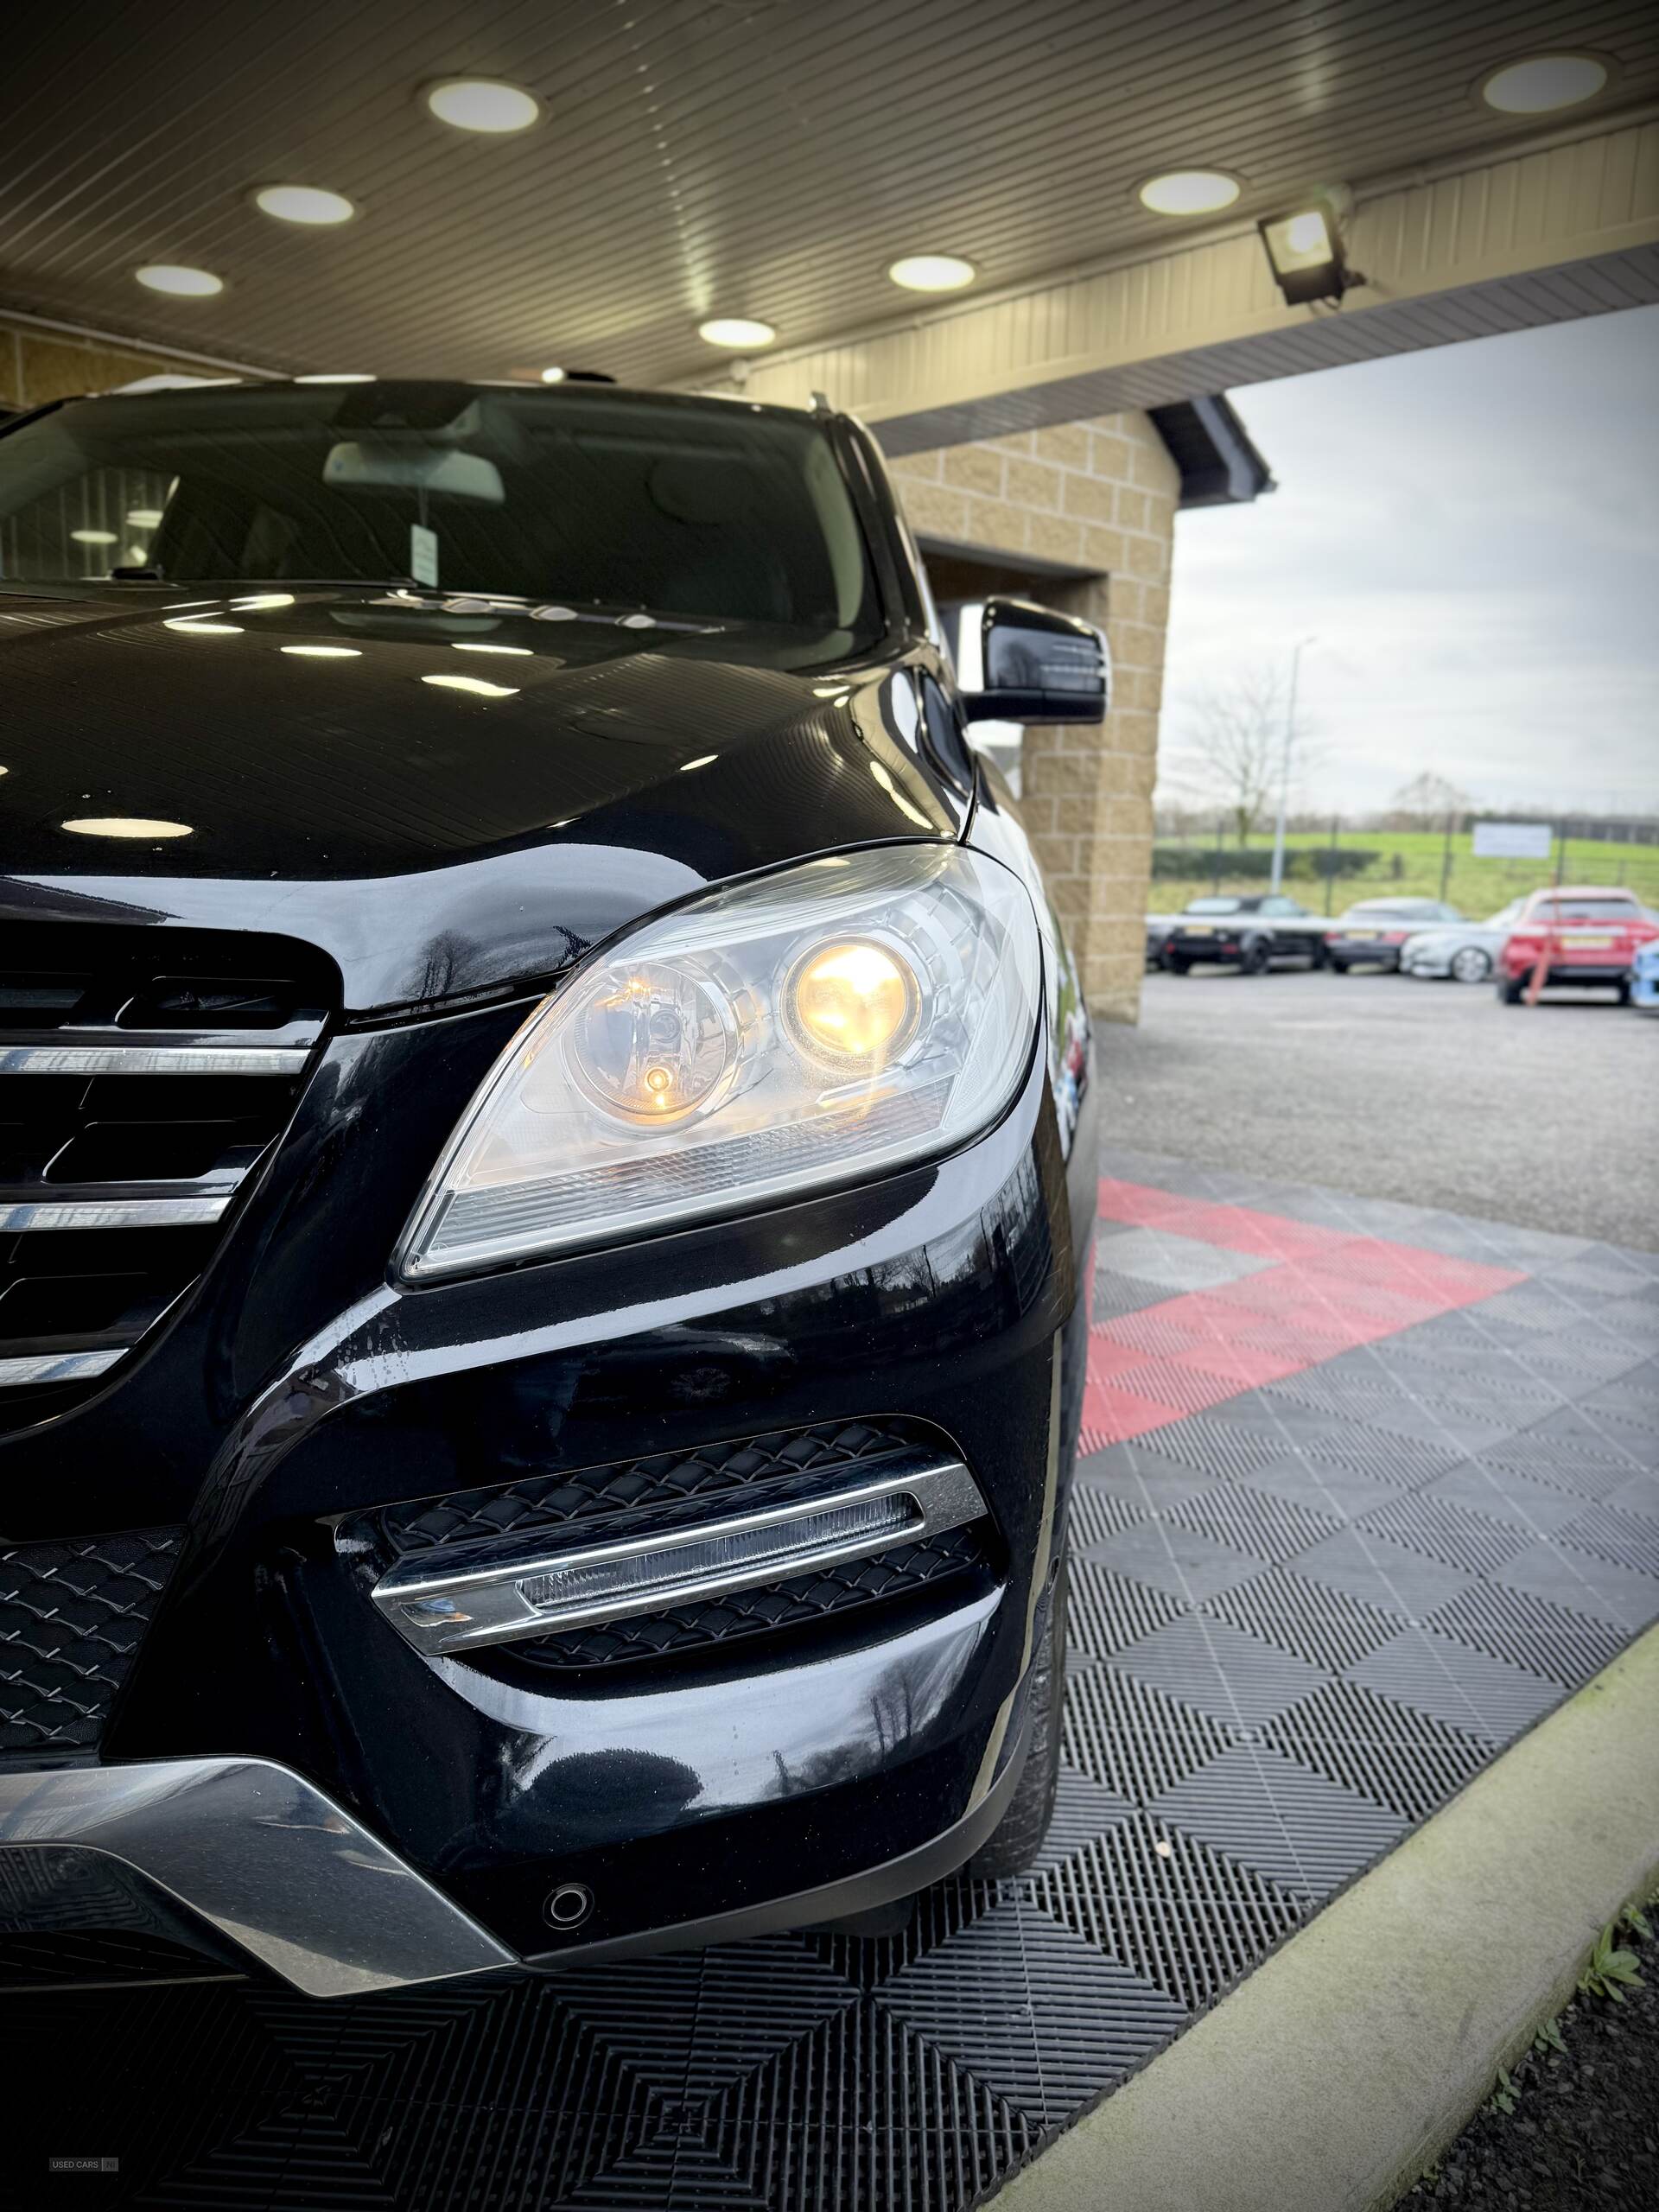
[410,523,439,588]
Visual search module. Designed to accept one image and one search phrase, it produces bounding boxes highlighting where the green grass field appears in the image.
[1149,829,1659,919]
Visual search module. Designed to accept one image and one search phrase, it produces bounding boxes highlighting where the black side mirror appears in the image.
[957,598,1109,725]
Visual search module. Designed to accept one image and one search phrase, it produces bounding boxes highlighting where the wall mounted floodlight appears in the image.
[1258,191,1363,307]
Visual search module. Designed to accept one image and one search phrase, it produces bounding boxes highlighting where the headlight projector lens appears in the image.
[787,938,919,1065]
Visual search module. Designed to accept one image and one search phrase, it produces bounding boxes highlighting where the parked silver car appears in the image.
[1400,899,1527,983]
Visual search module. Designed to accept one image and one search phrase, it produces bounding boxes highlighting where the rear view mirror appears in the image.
[957,598,1109,724]
[322,441,505,505]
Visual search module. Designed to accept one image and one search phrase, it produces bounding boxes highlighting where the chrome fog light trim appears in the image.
[371,1451,988,1657]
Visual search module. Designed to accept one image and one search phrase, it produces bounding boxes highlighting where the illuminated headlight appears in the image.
[396,844,1043,1278]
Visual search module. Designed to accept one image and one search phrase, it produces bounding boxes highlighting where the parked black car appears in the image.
[0,380,1104,1996]
[1160,893,1326,973]
[1324,897,1464,971]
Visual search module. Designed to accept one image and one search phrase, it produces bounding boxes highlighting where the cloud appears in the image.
[1161,306,1659,815]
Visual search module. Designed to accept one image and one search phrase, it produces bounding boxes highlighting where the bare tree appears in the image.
[1386,771,1473,830]
[1167,664,1313,846]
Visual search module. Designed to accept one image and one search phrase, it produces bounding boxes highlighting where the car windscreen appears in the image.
[1533,897,1640,922]
[1185,898,1243,914]
[0,384,880,649]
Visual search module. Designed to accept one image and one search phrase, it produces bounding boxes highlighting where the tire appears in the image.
[1162,952,1191,975]
[1327,957,1351,974]
[1241,938,1273,976]
[968,1560,1068,1879]
[1450,946,1491,984]
[1616,981,1632,1005]
[1498,976,1526,1005]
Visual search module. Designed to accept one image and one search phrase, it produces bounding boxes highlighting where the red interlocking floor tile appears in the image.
[1084,1182,1527,1451]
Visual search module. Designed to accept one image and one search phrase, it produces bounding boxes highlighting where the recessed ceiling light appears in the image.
[1480,54,1607,114]
[540,365,567,384]
[1138,169,1242,217]
[697,316,777,350]
[70,529,119,546]
[281,645,362,657]
[254,184,357,226]
[126,508,164,528]
[294,372,375,385]
[425,78,541,133]
[136,264,224,297]
[887,253,977,293]
[453,641,533,655]
[164,618,242,634]
[61,817,194,838]
[421,672,520,697]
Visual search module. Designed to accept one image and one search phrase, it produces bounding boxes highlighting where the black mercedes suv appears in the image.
[0,379,1103,1996]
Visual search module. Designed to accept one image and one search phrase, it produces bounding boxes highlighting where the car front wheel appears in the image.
[1162,952,1191,974]
[1498,976,1527,1004]
[1450,946,1491,984]
[1242,938,1273,975]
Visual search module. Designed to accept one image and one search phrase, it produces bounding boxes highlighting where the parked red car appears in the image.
[1497,887,1659,1003]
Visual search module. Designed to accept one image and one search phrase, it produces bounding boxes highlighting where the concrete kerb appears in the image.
[988,1619,1659,2212]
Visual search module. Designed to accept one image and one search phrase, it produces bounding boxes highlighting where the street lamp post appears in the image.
[1269,637,1316,894]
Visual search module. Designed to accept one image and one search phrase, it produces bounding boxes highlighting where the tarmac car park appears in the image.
[1159,893,1327,973]
[1323,896,1465,971]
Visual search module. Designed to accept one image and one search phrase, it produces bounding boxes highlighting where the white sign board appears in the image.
[1472,822,1554,861]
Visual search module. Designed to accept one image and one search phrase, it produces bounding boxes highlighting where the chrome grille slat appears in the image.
[0,1196,232,1234]
[1,925,338,1418]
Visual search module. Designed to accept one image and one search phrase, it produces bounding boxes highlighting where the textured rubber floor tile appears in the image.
[1162,1480,1343,1567]
[1419,1459,1587,1536]
[1420,1579,1629,1686]
[1028,1811,1306,2012]
[1167,1340,1306,1389]
[1260,1676,1492,1824]
[1147,1741,1407,1895]
[874,1897,1185,2126]
[1090,1266,1181,1321]
[1022,1761,1137,1878]
[1065,1559,1188,1660]
[1284,1526,1474,1617]
[1084,1331,1163,1382]
[1232,1452,1406,1522]
[1066,1482,1154,1552]
[1554,1501,1659,1579]
[1495,1540,1659,1631]
[1100,1357,1243,1416]
[1083,1521,1268,1603]
[1081,1229,1276,1292]
[1060,1661,1237,1804]
[1355,1492,1533,1578]
[1077,1382,1188,1451]
[1107,1611,1330,1727]
[1345,1626,1560,1742]
[1200,1565,1405,1674]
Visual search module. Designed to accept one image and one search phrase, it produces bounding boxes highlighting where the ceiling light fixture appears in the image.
[126,508,164,528]
[697,316,777,350]
[294,372,376,385]
[70,529,119,546]
[164,618,243,634]
[453,642,532,656]
[1138,169,1242,217]
[425,78,541,133]
[421,672,520,697]
[254,184,357,226]
[280,645,362,658]
[540,366,567,384]
[136,264,224,297]
[1480,54,1608,113]
[60,817,194,839]
[887,252,977,293]
[1258,189,1363,306]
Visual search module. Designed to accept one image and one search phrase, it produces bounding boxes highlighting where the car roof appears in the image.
[1529,885,1638,899]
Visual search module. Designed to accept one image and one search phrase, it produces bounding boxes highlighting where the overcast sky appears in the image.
[1160,304,1659,820]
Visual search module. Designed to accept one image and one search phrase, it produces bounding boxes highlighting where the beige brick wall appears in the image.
[887,411,1178,1023]
[0,318,191,411]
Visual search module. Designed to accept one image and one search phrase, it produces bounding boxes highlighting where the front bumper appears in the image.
[2,995,1095,1982]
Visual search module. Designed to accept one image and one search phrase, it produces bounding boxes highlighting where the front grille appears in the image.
[500,1521,989,1675]
[0,1525,186,1754]
[0,922,336,1425]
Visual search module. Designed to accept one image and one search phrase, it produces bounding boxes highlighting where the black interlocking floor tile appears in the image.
[1065,1559,1188,1660]
[1199,1566,1405,1674]
[1344,1627,1560,1741]
[1147,1743,1408,1896]
[10,1166,1658,2211]
[1061,1661,1235,1806]
[1027,1812,1306,2012]
[1108,1612,1330,1727]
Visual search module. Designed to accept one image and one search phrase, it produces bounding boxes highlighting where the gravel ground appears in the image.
[1401,1914,1658,2209]
[1098,967,1659,1249]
